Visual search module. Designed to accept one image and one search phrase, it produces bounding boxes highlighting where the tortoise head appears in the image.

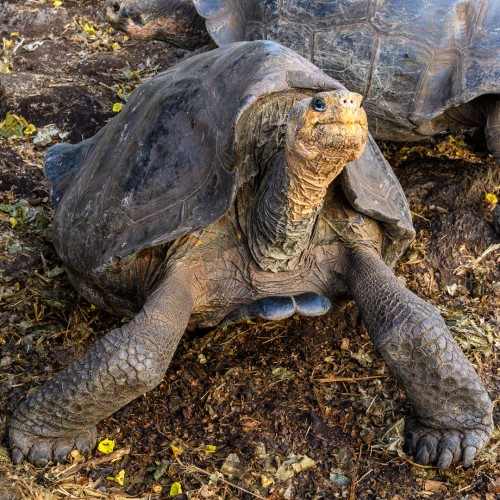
[104,0,209,48]
[285,90,368,179]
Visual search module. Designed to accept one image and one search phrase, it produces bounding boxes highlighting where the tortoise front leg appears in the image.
[343,247,493,469]
[9,273,193,467]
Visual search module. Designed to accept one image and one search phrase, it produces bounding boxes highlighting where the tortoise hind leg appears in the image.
[484,95,500,163]
[9,271,193,467]
[343,246,493,469]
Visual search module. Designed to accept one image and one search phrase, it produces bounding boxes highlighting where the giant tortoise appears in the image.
[9,41,492,469]
[104,0,500,160]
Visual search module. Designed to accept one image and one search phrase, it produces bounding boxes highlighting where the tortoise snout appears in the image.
[335,91,363,111]
[330,91,365,122]
[318,90,367,127]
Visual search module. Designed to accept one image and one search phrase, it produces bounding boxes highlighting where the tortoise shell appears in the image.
[44,41,413,273]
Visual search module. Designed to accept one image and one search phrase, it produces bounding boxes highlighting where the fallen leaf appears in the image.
[271,367,295,381]
[423,479,447,493]
[291,456,316,473]
[261,475,274,487]
[220,453,243,479]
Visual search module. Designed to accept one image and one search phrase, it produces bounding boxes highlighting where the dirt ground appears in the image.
[0,1,498,499]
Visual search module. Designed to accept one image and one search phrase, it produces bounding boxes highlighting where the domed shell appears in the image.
[45,41,413,273]
[194,0,500,137]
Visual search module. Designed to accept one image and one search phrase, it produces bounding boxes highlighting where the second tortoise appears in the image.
[105,0,500,160]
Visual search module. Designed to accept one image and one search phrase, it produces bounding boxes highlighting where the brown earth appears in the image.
[0,1,498,499]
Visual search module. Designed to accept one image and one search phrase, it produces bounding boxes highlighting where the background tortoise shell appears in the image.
[194,0,500,140]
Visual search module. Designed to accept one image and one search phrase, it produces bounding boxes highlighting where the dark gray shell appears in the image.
[194,0,500,139]
[45,40,413,273]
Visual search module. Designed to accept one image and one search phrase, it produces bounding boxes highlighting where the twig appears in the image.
[315,375,389,383]
[454,243,500,275]
[175,458,267,500]
[369,448,435,469]
[357,468,373,484]
[56,447,131,478]
[349,472,357,500]
[410,211,430,222]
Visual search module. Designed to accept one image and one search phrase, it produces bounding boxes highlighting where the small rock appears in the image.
[220,453,243,479]
[329,468,351,488]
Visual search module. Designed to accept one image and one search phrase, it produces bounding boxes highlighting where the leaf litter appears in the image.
[0,1,498,499]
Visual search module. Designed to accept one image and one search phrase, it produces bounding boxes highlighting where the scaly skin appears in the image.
[9,274,193,467]
[344,246,493,469]
[485,96,500,164]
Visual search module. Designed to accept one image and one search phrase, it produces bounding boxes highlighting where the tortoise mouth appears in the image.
[313,121,367,137]
[311,121,367,154]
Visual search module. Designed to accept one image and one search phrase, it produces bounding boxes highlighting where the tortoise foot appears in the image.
[9,401,97,467]
[404,419,491,469]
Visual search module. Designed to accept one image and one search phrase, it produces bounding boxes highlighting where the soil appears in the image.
[0,1,498,499]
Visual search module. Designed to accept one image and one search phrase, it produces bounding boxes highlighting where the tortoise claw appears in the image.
[405,420,490,469]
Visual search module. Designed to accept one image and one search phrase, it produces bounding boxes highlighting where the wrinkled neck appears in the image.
[285,148,346,220]
[248,150,343,273]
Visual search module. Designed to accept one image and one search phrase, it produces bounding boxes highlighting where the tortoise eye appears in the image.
[312,97,327,112]
[112,2,120,12]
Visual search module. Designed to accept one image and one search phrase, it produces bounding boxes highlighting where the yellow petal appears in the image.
[171,444,181,458]
[485,193,498,204]
[9,217,17,228]
[107,469,125,486]
[112,42,121,50]
[53,0,63,7]
[169,482,182,496]
[112,103,123,113]
[83,23,96,34]
[97,438,116,454]
[24,124,36,135]
[205,445,217,453]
